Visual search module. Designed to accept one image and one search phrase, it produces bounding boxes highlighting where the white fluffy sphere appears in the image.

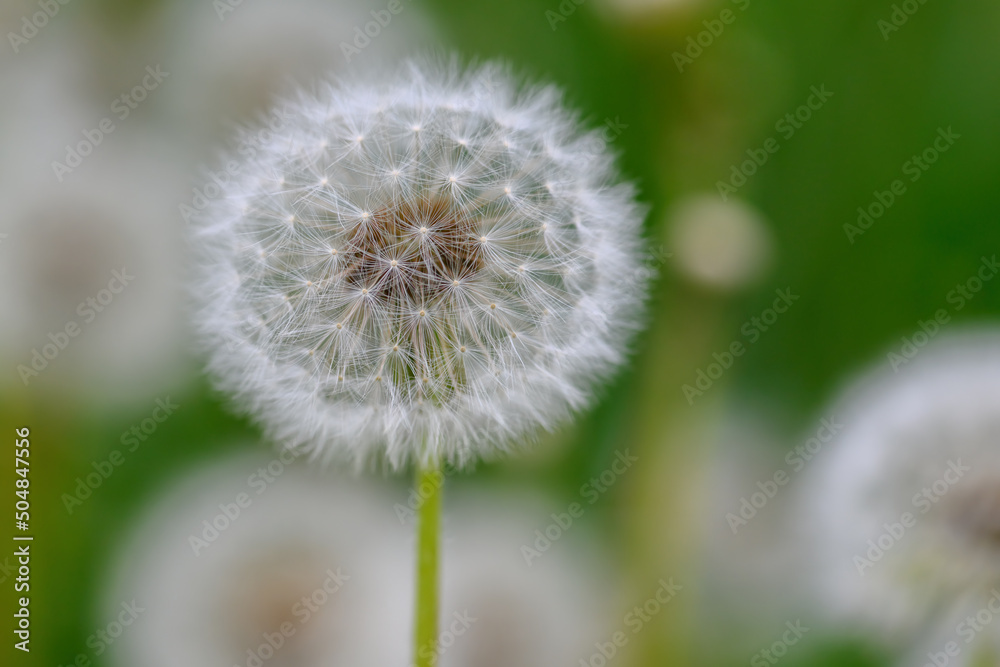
[800,331,1000,651]
[195,61,647,471]
[103,454,412,667]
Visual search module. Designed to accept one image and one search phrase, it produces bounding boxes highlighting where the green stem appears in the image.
[414,459,443,667]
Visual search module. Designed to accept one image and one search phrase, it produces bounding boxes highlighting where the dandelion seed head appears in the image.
[194,60,647,471]
[801,332,1000,643]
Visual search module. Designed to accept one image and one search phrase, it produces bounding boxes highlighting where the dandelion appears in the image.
[104,453,412,667]
[193,59,647,666]
[438,489,617,667]
[799,331,1000,664]
[0,46,190,406]
[159,0,433,149]
[0,137,188,406]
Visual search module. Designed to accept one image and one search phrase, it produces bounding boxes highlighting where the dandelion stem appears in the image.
[414,458,443,667]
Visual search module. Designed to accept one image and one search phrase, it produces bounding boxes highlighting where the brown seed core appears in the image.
[340,196,485,306]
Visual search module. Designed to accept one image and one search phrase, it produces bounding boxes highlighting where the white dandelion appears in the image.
[193,59,647,666]
[193,60,648,472]
[104,452,412,667]
[157,0,433,151]
[437,489,618,667]
[0,136,190,406]
[799,331,1000,662]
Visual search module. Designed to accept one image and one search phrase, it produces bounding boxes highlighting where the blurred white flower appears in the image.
[668,194,772,291]
[799,331,1000,657]
[104,452,412,667]
[194,60,648,471]
[158,0,434,151]
[104,455,616,667]
[439,488,619,667]
[0,24,192,406]
[0,24,98,182]
[0,132,191,406]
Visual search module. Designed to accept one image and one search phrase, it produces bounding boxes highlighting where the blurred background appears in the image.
[2,0,1000,665]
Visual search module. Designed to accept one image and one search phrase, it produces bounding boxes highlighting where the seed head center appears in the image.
[339,197,485,304]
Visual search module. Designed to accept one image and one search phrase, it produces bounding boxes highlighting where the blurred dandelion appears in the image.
[105,459,618,667]
[799,331,1000,664]
[438,489,618,667]
[104,453,412,667]
[159,0,433,151]
[0,138,190,406]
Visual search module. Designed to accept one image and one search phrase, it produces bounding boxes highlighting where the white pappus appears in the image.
[799,331,1000,661]
[193,59,648,471]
